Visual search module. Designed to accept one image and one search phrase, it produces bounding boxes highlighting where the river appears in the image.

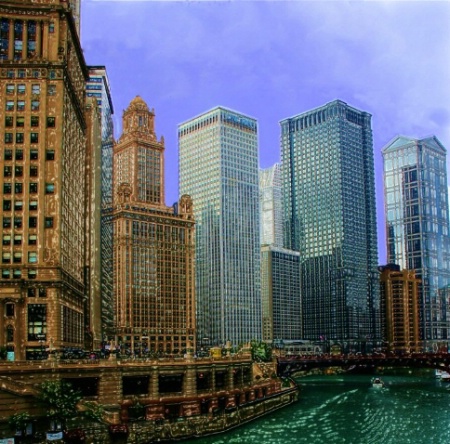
[183,371,450,444]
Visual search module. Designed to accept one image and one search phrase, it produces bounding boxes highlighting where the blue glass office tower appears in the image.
[383,136,450,348]
[86,66,115,332]
[178,107,262,346]
[280,100,379,346]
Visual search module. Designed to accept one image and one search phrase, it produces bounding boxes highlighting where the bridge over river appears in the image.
[277,352,450,377]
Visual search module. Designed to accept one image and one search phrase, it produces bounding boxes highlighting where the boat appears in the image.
[371,377,385,388]
[435,369,450,381]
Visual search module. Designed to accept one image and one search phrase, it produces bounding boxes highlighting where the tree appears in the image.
[250,340,272,362]
[38,380,82,426]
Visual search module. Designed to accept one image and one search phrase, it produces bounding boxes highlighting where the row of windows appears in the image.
[5,116,55,128]
[5,100,40,111]
[4,165,38,177]
[2,68,57,80]
[5,132,39,143]
[2,269,38,279]
[3,216,53,230]
[6,83,40,95]
[3,234,37,245]
[3,182,54,194]
[3,199,38,211]
[2,251,41,264]
[3,148,54,161]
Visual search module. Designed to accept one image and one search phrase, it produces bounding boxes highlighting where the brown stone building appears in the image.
[379,264,422,353]
[110,97,196,355]
[0,0,92,359]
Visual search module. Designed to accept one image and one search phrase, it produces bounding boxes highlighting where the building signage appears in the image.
[46,432,63,441]
[0,438,15,444]
[222,111,256,131]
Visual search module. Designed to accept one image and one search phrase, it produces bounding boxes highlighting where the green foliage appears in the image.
[80,401,105,423]
[8,412,30,432]
[38,380,82,421]
[250,340,272,362]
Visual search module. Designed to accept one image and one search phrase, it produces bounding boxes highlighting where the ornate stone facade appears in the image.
[0,1,89,359]
[110,97,196,355]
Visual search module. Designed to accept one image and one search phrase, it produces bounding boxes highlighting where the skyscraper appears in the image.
[86,66,115,334]
[112,97,195,355]
[0,1,90,359]
[260,164,284,248]
[382,135,450,347]
[260,164,302,342]
[379,264,421,353]
[178,107,261,346]
[280,100,379,346]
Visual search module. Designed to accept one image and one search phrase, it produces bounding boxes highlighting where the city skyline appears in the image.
[80,0,450,264]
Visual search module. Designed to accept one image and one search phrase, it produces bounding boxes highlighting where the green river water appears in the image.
[183,372,450,444]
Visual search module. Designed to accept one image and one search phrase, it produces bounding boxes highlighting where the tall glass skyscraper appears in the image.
[382,136,450,347]
[260,164,284,248]
[86,66,115,333]
[178,107,262,346]
[280,100,379,345]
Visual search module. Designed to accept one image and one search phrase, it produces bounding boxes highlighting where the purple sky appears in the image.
[81,0,450,263]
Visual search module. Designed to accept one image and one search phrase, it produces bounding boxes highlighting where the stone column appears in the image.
[184,366,196,397]
[98,369,122,406]
[227,367,234,391]
[22,20,27,61]
[8,19,14,60]
[148,366,159,400]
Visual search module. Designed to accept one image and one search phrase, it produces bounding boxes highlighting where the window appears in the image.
[28,234,37,245]
[2,252,11,263]
[4,150,12,160]
[15,166,23,177]
[29,200,38,211]
[13,234,22,245]
[5,133,13,143]
[49,23,55,33]
[14,183,23,194]
[6,70,14,79]
[28,251,37,263]
[38,288,46,297]
[2,270,10,279]
[30,133,38,143]
[6,304,14,317]
[29,183,38,193]
[6,101,14,111]
[3,183,12,194]
[30,165,38,177]
[6,84,14,95]
[29,216,37,228]
[5,116,13,127]
[31,100,39,111]
[2,234,11,246]
[17,100,25,111]
[28,269,37,279]
[13,269,22,279]
[18,69,25,79]
[48,85,56,96]
[45,183,54,194]
[13,217,22,229]
[3,200,11,211]
[4,166,12,177]
[32,84,40,95]
[27,304,47,341]
[16,116,24,127]
[16,133,24,144]
[46,117,55,128]
[7,325,14,342]
[17,84,25,94]
[30,150,38,160]
[31,116,39,127]
[14,201,23,211]
[45,217,54,228]
[15,150,23,160]
[3,217,11,229]
[13,252,22,263]
[46,150,55,160]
